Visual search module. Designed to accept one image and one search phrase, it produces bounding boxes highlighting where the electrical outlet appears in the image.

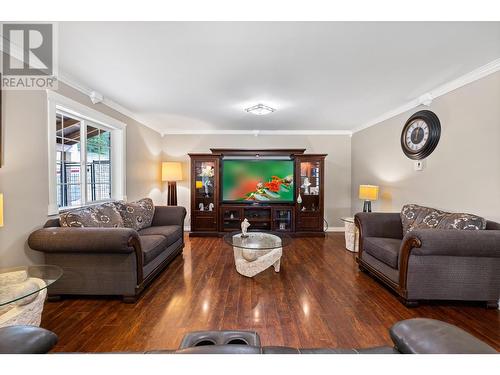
[414,160,425,171]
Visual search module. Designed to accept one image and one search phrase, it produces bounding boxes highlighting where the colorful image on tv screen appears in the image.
[222,160,294,202]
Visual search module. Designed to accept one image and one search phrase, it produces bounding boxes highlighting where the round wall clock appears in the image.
[401,110,441,160]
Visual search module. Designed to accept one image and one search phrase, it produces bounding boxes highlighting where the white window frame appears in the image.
[47,90,127,215]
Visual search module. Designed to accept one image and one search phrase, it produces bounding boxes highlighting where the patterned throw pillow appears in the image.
[114,198,155,231]
[400,204,486,234]
[60,202,124,228]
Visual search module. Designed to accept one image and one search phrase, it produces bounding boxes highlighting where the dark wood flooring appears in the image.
[41,233,500,352]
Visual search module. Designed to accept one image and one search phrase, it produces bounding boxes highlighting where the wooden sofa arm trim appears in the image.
[398,236,422,297]
[128,236,144,286]
[354,216,364,259]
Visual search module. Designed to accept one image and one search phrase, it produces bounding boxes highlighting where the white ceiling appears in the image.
[58,22,500,133]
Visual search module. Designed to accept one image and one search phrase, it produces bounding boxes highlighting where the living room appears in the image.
[0,1,499,373]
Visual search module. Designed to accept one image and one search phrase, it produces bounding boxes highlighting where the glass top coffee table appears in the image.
[0,265,63,307]
[0,264,62,328]
[224,231,292,277]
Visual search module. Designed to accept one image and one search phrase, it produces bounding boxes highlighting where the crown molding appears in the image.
[352,57,500,133]
[57,73,148,126]
[58,74,351,136]
[57,57,500,137]
[60,57,500,137]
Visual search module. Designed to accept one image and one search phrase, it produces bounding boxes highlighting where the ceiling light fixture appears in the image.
[245,103,276,115]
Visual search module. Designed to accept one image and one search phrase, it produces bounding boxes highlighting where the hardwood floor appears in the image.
[41,233,500,352]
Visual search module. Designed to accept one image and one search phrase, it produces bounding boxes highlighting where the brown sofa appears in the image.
[355,210,500,307]
[1,319,497,354]
[28,206,186,302]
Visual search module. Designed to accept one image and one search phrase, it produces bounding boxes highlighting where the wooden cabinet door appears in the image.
[295,155,326,233]
[192,214,218,232]
[190,155,220,232]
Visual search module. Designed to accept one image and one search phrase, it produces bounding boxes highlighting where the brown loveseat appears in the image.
[355,205,500,307]
[28,204,186,302]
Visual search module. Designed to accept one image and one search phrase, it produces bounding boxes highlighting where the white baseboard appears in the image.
[326,227,345,232]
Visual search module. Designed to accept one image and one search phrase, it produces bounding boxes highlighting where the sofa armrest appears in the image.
[28,227,140,254]
[0,326,58,354]
[151,206,187,227]
[355,212,403,239]
[403,229,500,258]
[390,318,497,354]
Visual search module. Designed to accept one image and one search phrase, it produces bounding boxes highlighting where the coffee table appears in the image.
[0,265,62,327]
[224,231,292,277]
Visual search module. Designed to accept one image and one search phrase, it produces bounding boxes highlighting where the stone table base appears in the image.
[0,276,47,328]
[233,247,282,278]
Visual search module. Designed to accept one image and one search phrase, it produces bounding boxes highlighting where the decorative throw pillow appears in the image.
[114,198,155,231]
[400,204,486,234]
[59,202,124,228]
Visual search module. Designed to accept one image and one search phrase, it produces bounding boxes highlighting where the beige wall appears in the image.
[162,134,352,229]
[351,71,500,222]
[0,83,163,267]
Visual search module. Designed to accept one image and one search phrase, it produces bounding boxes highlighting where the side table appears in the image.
[340,217,359,252]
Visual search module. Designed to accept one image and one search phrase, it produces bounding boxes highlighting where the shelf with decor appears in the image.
[295,154,326,234]
[272,207,294,232]
[189,154,220,236]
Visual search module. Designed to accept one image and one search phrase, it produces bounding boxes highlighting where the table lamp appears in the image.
[359,185,379,212]
[162,162,183,206]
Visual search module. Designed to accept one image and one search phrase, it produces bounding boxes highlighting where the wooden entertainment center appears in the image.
[189,149,327,237]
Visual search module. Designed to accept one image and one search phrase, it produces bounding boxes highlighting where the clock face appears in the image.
[401,110,441,160]
[404,119,430,152]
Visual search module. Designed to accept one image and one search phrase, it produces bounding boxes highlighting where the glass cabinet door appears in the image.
[194,160,216,213]
[298,160,321,212]
[273,208,293,231]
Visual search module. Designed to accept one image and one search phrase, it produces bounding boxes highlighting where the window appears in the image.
[55,112,113,209]
[48,91,126,214]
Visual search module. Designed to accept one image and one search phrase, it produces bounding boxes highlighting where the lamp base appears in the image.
[167,181,178,206]
[362,200,372,213]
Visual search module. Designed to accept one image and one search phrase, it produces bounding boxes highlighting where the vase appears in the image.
[297,193,302,204]
[202,176,211,197]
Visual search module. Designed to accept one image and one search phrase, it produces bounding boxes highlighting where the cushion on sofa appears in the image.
[59,202,124,228]
[115,198,155,231]
[140,235,168,265]
[400,204,486,234]
[363,237,401,269]
[138,225,182,247]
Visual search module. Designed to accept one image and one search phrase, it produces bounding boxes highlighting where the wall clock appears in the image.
[401,110,441,160]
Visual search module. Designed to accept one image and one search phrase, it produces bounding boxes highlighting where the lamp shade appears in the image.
[162,162,183,182]
[0,193,3,227]
[359,185,379,201]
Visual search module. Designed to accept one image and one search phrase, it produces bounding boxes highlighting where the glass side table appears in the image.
[340,217,359,252]
[0,265,62,327]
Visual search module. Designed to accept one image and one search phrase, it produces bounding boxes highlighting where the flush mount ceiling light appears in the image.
[245,103,276,115]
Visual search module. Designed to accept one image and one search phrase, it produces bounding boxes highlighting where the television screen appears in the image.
[222,159,294,202]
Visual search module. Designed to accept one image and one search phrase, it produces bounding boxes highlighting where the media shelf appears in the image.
[218,205,294,232]
[189,149,326,237]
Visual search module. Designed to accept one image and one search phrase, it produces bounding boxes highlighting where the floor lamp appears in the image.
[162,162,183,206]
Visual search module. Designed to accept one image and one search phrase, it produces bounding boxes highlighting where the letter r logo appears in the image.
[2,23,53,76]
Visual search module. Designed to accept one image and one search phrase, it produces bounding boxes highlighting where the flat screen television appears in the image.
[222,159,294,203]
